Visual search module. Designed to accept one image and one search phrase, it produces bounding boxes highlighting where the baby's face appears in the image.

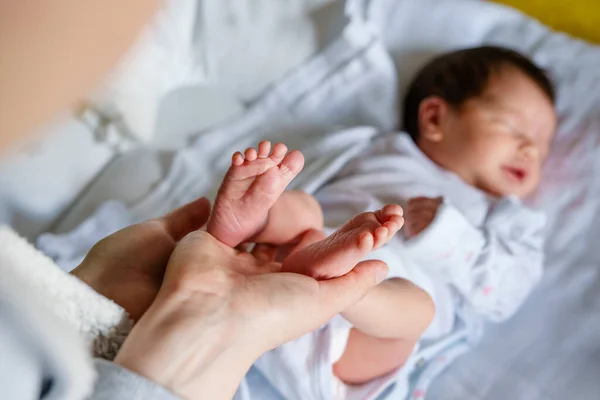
[420,67,556,198]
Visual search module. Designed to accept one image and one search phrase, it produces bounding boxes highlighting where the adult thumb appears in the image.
[161,197,211,241]
[316,260,388,316]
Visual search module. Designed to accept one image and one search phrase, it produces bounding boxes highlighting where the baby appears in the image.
[313,45,556,396]
[206,141,435,399]
[207,45,556,399]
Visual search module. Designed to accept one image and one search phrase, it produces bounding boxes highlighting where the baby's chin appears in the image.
[476,181,535,200]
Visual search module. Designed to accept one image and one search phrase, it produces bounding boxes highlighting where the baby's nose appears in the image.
[520,140,537,160]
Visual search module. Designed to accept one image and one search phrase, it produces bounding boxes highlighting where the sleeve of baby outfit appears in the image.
[90,359,182,400]
[403,197,546,322]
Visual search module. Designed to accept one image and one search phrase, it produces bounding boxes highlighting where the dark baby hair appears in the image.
[402,46,555,141]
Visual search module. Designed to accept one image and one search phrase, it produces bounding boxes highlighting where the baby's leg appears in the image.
[283,204,404,279]
[334,326,420,385]
[207,141,304,247]
[333,277,434,385]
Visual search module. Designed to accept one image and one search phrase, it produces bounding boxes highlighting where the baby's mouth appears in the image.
[502,166,527,183]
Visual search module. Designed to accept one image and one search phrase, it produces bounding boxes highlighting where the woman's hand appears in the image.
[115,230,388,400]
[72,197,211,321]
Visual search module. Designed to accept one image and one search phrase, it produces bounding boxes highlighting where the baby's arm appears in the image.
[405,196,545,322]
[251,190,324,245]
[334,278,435,384]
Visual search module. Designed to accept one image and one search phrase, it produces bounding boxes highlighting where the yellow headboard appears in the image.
[494,0,600,43]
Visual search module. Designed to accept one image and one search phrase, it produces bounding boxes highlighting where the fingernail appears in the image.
[376,267,388,284]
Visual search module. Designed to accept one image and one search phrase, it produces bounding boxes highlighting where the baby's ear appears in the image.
[418,96,447,142]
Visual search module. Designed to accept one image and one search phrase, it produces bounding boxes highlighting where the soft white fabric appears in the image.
[92,0,329,144]
[253,315,407,400]
[36,0,600,398]
[90,0,206,143]
[0,231,95,400]
[0,116,117,240]
[0,226,182,399]
[0,227,132,359]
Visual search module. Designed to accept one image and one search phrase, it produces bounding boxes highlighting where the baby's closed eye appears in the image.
[490,116,520,134]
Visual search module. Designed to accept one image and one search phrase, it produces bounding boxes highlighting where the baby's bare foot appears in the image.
[207,141,305,247]
[282,204,404,279]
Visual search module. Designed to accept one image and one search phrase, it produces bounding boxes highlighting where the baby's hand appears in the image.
[405,196,443,238]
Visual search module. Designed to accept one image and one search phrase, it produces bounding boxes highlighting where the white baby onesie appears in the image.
[253,132,546,400]
[319,133,546,323]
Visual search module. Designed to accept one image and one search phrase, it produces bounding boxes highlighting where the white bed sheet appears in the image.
[38,0,600,398]
[368,1,600,399]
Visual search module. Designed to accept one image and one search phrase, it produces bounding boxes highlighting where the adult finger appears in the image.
[161,197,211,241]
[316,260,388,317]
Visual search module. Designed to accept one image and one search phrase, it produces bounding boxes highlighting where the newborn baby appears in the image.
[312,45,556,398]
[208,45,556,399]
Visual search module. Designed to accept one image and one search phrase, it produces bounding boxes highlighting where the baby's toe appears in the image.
[245,147,258,161]
[270,143,288,163]
[373,226,390,249]
[232,151,245,166]
[257,141,271,158]
[379,204,403,220]
[279,150,305,178]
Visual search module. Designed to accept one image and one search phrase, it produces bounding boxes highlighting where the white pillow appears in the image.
[91,0,330,145]
[90,0,205,144]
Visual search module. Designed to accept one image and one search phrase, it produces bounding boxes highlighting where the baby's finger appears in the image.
[410,223,427,237]
[407,196,434,205]
[409,209,436,224]
[404,220,417,238]
[407,198,440,211]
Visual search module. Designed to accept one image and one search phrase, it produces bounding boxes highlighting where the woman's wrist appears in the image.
[114,284,258,399]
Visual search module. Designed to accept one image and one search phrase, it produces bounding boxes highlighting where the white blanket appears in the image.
[38,0,600,398]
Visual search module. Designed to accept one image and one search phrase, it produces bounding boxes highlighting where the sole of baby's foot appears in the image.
[207,141,305,247]
[282,204,404,279]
